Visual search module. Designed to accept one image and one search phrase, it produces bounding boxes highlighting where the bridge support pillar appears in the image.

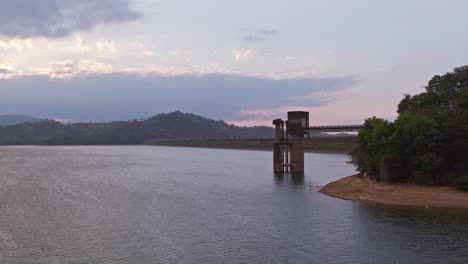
[273,119,288,174]
[289,134,304,173]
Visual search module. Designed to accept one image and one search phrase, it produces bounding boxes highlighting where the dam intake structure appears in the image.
[273,111,363,174]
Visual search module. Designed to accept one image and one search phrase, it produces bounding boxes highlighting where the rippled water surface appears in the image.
[0,146,467,263]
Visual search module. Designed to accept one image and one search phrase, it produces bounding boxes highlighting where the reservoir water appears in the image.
[0,146,467,263]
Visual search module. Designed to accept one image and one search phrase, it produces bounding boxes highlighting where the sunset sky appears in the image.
[1,0,467,126]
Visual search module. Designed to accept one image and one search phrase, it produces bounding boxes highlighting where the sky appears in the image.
[0,0,467,126]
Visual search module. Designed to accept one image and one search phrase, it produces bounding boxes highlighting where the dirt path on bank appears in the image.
[320,175,468,209]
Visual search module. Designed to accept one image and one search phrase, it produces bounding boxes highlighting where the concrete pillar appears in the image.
[289,134,304,173]
[273,119,285,174]
[286,111,308,174]
[273,144,285,173]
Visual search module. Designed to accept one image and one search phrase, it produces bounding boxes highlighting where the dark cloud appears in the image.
[0,69,9,74]
[0,73,355,121]
[0,0,141,38]
[242,29,277,41]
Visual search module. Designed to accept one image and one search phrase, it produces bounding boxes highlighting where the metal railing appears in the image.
[305,125,363,132]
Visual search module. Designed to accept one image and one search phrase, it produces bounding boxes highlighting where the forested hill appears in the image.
[0,111,274,145]
[0,114,41,126]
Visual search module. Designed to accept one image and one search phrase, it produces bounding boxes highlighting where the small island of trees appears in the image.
[350,66,468,190]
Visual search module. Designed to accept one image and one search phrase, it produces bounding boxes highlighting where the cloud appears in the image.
[0,72,356,122]
[74,35,89,52]
[96,40,118,53]
[169,50,179,56]
[232,49,256,61]
[231,88,361,126]
[0,69,15,79]
[0,38,35,51]
[136,42,159,57]
[34,60,113,79]
[0,62,19,79]
[242,29,277,41]
[24,39,34,48]
[0,0,141,38]
[141,49,158,57]
[0,41,9,49]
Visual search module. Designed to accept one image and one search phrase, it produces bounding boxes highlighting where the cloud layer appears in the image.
[0,73,355,122]
[0,0,141,38]
[242,29,277,41]
[232,49,256,61]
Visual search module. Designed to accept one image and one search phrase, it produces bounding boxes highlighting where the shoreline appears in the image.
[320,175,468,209]
[0,144,350,155]
[146,144,350,154]
[145,137,356,155]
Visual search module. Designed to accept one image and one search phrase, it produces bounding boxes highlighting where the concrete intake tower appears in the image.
[273,111,363,174]
[273,111,309,174]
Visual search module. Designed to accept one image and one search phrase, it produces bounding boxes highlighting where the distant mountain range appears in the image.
[0,111,274,145]
[0,114,41,126]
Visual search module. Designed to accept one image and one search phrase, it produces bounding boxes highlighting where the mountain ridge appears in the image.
[0,114,41,126]
[0,111,274,145]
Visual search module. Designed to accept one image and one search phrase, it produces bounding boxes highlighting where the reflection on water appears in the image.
[274,173,305,186]
[350,206,468,262]
[0,146,467,264]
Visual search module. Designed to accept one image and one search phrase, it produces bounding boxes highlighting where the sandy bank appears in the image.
[320,175,468,209]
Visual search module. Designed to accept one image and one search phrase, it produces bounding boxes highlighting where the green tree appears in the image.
[350,117,393,178]
[350,66,468,189]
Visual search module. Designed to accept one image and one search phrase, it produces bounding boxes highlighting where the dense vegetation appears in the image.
[350,66,468,189]
[0,111,273,145]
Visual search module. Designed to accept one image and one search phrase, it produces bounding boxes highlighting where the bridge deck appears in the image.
[305,125,363,132]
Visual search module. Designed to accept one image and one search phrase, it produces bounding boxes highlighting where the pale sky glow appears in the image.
[0,0,467,125]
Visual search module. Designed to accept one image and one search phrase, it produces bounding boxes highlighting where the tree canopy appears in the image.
[350,66,468,190]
